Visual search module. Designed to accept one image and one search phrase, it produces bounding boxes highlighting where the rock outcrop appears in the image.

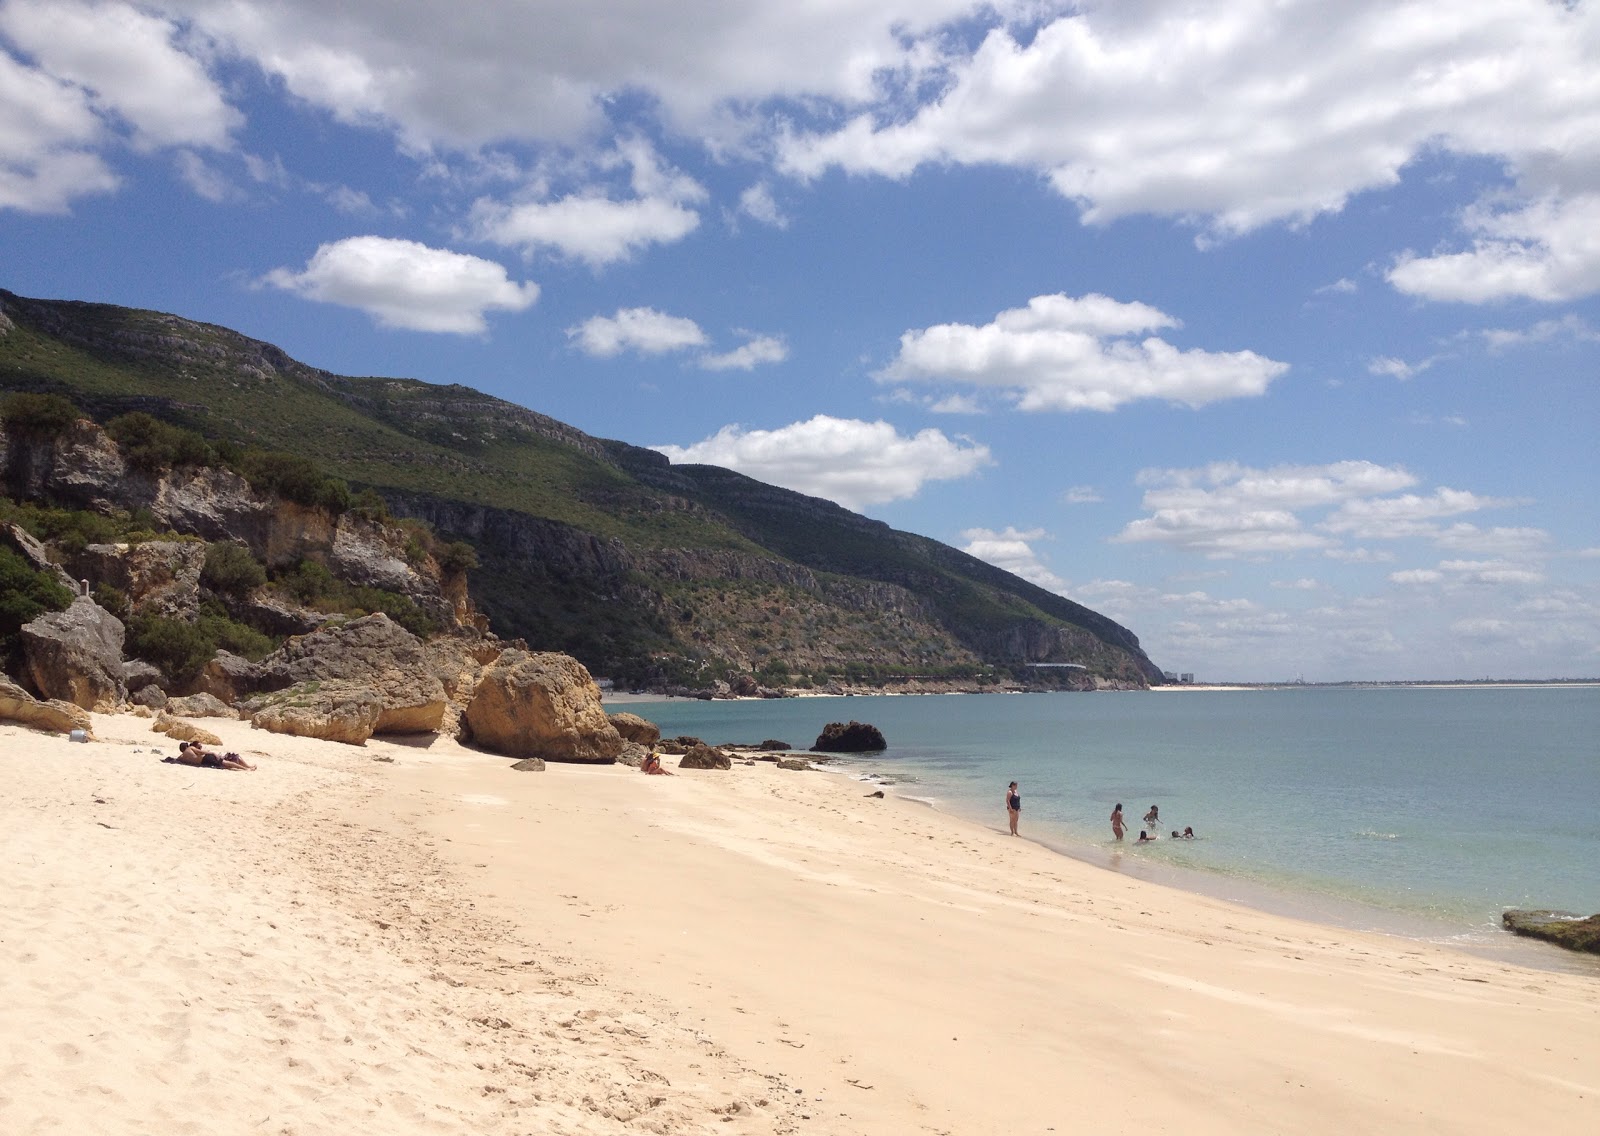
[813,720,887,752]
[1,522,78,594]
[0,676,93,735]
[1502,909,1600,955]
[19,596,126,710]
[255,614,447,734]
[607,711,661,745]
[248,684,383,746]
[678,743,731,770]
[67,540,204,619]
[151,714,222,746]
[461,650,622,762]
[185,651,261,704]
[164,692,236,719]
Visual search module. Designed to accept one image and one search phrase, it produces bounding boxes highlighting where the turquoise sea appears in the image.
[635,686,1600,972]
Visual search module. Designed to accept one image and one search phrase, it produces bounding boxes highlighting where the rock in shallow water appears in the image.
[813,720,886,752]
[1502,909,1600,954]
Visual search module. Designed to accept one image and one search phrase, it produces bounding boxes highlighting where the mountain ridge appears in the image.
[0,288,1163,692]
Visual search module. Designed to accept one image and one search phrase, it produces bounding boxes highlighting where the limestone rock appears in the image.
[1502,909,1600,955]
[461,650,622,763]
[776,757,811,771]
[677,743,731,770]
[151,714,223,746]
[657,735,702,755]
[607,711,661,745]
[69,540,205,620]
[165,692,237,719]
[257,613,446,735]
[121,659,164,695]
[0,676,94,735]
[1,523,78,594]
[185,650,261,704]
[813,720,887,752]
[19,596,126,710]
[617,741,650,767]
[509,757,546,772]
[131,685,168,710]
[249,684,382,746]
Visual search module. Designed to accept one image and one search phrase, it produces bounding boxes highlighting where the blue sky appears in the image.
[2,0,1597,681]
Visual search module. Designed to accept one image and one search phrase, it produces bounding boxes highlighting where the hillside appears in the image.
[0,289,1163,692]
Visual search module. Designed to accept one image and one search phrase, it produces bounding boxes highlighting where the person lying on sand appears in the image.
[640,751,673,775]
[164,741,256,771]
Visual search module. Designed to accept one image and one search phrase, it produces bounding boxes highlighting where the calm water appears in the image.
[635,687,1600,968]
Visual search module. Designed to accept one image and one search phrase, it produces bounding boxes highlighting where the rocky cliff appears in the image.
[0,288,1164,691]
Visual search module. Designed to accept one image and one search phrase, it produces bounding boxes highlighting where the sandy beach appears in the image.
[3,715,1597,1135]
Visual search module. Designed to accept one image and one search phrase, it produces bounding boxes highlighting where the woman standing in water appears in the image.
[1006,781,1021,836]
[1110,802,1125,841]
[1143,804,1160,837]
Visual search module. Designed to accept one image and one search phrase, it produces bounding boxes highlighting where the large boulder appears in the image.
[813,720,887,752]
[19,596,126,710]
[461,650,622,763]
[248,684,382,746]
[607,711,661,745]
[0,676,94,735]
[165,692,236,719]
[68,540,205,620]
[256,613,446,734]
[678,743,731,770]
[1502,910,1600,955]
[184,650,262,704]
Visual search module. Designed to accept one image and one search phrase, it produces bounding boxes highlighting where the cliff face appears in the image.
[0,288,1163,691]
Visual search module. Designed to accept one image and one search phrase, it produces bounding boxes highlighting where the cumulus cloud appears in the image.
[878,293,1287,412]
[468,139,705,267]
[0,50,117,211]
[262,236,539,333]
[1390,568,1444,585]
[959,527,1068,593]
[651,416,992,510]
[698,333,788,371]
[1388,194,1600,303]
[1479,314,1600,351]
[1368,354,1440,381]
[568,307,708,358]
[1061,485,1102,505]
[1112,460,1524,558]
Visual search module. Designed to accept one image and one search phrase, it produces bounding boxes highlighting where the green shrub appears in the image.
[92,583,130,620]
[0,546,75,637]
[438,540,479,574]
[195,598,276,661]
[125,613,215,682]
[349,488,390,522]
[106,412,216,472]
[1,392,82,439]
[235,450,350,513]
[277,559,338,605]
[201,542,266,598]
[271,559,435,637]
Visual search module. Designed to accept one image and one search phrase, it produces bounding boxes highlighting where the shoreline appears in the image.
[5,714,1598,1133]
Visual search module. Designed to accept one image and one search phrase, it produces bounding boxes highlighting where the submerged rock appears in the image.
[1502,909,1600,955]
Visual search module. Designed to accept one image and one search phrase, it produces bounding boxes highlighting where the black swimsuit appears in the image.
[1008,793,1021,811]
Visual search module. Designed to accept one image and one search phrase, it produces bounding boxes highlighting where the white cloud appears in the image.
[1388,194,1600,304]
[468,139,704,267]
[1479,314,1600,351]
[568,307,708,358]
[1432,524,1549,557]
[927,394,985,414]
[174,149,233,202]
[959,526,1068,593]
[1061,485,1102,505]
[698,333,788,371]
[737,182,788,229]
[1272,578,1321,591]
[1368,354,1440,380]
[0,50,117,211]
[1,1,238,152]
[1315,278,1358,296]
[1324,547,1395,563]
[1113,460,1528,559]
[878,293,1287,412]
[262,236,538,333]
[1390,568,1444,585]
[651,415,992,510]
[1322,488,1521,540]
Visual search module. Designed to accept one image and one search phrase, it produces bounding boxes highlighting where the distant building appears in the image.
[1180,672,1195,684]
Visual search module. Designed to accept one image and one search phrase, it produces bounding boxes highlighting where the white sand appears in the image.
[3,714,1597,1134]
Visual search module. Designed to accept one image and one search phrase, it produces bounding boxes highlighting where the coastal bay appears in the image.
[4,710,1596,1134]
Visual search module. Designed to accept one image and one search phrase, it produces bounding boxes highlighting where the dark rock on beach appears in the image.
[776,757,811,771]
[1502,909,1600,955]
[678,743,731,770]
[813,720,886,752]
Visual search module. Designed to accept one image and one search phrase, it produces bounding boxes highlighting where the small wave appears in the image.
[1353,830,1399,840]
